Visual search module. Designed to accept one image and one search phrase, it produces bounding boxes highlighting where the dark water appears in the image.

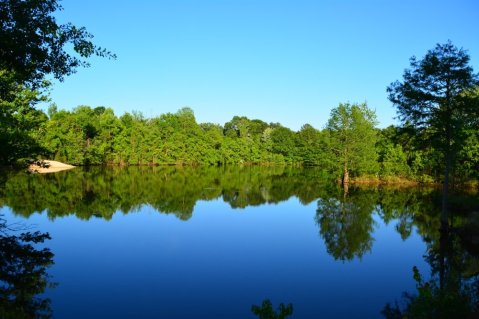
[1,166,478,318]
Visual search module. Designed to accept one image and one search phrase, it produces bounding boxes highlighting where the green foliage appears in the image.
[4,96,479,186]
[388,41,478,143]
[378,141,411,178]
[456,129,479,182]
[326,102,379,184]
[36,107,327,166]
[0,0,115,88]
[5,98,475,186]
[296,124,327,166]
[270,126,298,162]
[454,88,479,183]
[388,41,479,188]
[0,0,114,166]
[0,70,48,164]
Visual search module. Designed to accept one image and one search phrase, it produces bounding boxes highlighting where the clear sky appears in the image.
[49,0,479,131]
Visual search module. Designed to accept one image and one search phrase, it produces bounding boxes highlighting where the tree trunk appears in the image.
[343,161,349,188]
[441,86,452,231]
[343,180,349,199]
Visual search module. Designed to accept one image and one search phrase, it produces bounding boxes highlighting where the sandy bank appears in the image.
[28,160,75,174]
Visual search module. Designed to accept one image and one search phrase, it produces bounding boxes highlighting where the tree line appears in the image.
[3,99,477,185]
[1,0,478,187]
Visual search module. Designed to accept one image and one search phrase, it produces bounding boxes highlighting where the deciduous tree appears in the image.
[326,102,378,186]
[0,0,115,88]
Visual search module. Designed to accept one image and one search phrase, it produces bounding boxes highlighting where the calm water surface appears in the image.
[1,166,477,318]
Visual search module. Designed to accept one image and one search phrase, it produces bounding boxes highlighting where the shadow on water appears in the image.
[0,214,55,319]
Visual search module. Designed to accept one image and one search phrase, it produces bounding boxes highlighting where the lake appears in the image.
[1,166,478,318]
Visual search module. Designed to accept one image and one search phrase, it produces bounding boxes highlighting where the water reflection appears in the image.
[378,187,438,241]
[0,166,332,220]
[1,166,479,317]
[382,200,479,318]
[316,188,377,261]
[251,299,293,319]
[0,214,55,319]
[315,187,442,261]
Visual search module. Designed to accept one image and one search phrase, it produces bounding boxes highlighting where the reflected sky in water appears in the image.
[2,195,428,318]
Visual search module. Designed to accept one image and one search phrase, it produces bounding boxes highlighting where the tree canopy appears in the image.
[0,0,115,164]
[0,0,115,88]
[387,41,478,152]
[387,41,479,222]
[326,102,378,186]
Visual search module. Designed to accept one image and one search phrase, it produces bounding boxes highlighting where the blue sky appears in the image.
[49,0,479,130]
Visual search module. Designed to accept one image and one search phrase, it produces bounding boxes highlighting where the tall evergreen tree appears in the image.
[387,41,479,225]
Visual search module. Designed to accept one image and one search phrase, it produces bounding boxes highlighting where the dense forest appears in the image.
[3,101,479,185]
[1,0,479,187]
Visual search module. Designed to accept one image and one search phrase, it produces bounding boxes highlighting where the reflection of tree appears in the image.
[378,187,438,241]
[251,299,293,319]
[0,166,332,221]
[382,213,479,319]
[0,215,55,319]
[316,188,377,261]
